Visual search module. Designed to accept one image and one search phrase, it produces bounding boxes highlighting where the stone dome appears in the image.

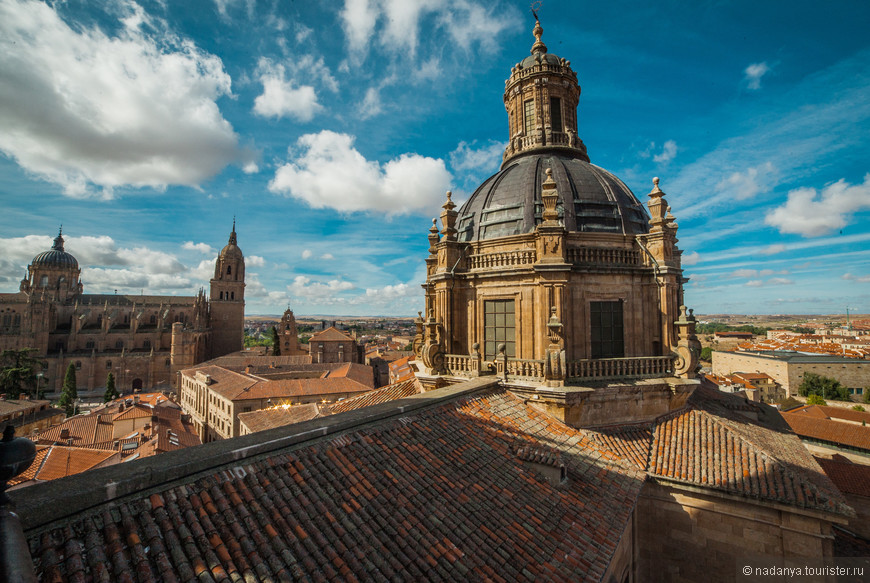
[456,152,650,241]
[219,221,244,261]
[32,230,78,269]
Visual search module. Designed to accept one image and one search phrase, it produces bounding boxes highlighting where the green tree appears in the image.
[700,346,713,361]
[806,394,827,406]
[271,326,281,356]
[104,372,119,402]
[798,372,849,401]
[0,348,47,398]
[852,405,865,412]
[863,389,870,404]
[58,363,78,416]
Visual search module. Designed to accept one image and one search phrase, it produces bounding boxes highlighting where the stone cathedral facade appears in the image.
[0,225,246,394]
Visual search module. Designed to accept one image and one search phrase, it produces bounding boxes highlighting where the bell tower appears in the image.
[209,220,245,357]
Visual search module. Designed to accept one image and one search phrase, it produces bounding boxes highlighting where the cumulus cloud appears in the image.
[744,277,793,288]
[359,87,383,119]
[339,0,517,62]
[0,0,246,198]
[365,283,415,299]
[744,62,770,90]
[716,162,776,200]
[289,275,355,298]
[182,241,216,254]
[745,280,764,288]
[247,255,266,267]
[450,140,505,173]
[765,174,870,237]
[653,140,678,164]
[321,253,335,260]
[269,131,452,214]
[681,251,700,266]
[301,249,313,260]
[253,58,322,121]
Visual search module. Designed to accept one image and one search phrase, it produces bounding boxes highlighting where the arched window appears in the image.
[13,314,20,326]
[230,291,234,300]
[2,315,9,326]
[219,291,223,300]
[227,265,232,275]
[150,315,156,324]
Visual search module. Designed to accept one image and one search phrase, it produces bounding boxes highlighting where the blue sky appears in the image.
[0,0,868,316]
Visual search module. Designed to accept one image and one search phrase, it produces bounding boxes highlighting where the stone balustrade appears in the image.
[567,356,674,380]
[567,247,641,266]
[469,250,536,271]
[444,354,480,378]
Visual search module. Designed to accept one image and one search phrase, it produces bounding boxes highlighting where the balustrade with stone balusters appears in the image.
[567,247,641,266]
[566,356,674,380]
[468,250,536,271]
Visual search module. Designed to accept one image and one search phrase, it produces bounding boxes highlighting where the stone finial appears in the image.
[531,18,547,55]
[647,176,668,231]
[440,191,458,240]
[442,191,455,211]
[651,177,661,193]
[541,167,560,224]
[428,218,440,255]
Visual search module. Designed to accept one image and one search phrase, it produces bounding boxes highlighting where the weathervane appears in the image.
[531,0,543,20]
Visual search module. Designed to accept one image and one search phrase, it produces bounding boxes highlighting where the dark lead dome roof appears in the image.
[456,153,650,241]
[31,230,78,269]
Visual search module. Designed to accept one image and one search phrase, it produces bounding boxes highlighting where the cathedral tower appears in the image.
[209,221,245,357]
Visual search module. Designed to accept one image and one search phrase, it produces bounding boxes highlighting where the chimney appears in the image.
[133,395,140,405]
[60,428,70,439]
[245,365,252,375]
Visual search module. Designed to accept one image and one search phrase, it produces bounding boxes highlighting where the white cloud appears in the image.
[681,251,700,266]
[269,130,452,214]
[745,280,764,287]
[247,255,266,267]
[450,140,505,172]
[301,249,313,260]
[715,162,776,201]
[653,140,678,164]
[0,0,246,198]
[339,0,518,62]
[242,161,259,174]
[253,58,322,122]
[765,174,870,237]
[767,277,794,286]
[182,241,216,254]
[842,273,870,283]
[321,253,335,260]
[744,62,770,90]
[289,275,355,298]
[761,244,787,255]
[731,268,788,279]
[365,283,415,299]
[360,87,383,119]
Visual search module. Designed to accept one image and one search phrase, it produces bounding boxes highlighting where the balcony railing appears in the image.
[567,247,641,266]
[468,250,536,271]
[566,356,674,380]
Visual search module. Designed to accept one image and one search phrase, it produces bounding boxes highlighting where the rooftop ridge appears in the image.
[16,377,500,535]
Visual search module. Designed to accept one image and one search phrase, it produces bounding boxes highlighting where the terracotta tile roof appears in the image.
[27,386,645,582]
[112,404,153,421]
[647,386,850,515]
[326,379,420,415]
[310,326,354,342]
[781,413,870,452]
[814,457,870,497]
[590,423,653,469]
[237,404,322,434]
[12,445,117,485]
[789,404,870,424]
[36,414,114,447]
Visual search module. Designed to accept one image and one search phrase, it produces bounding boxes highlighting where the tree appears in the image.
[806,394,827,406]
[104,372,119,402]
[58,363,78,416]
[798,372,849,401]
[863,389,870,404]
[0,348,47,398]
[271,326,281,356]
[852,405,865,412]
[700,346,713,361]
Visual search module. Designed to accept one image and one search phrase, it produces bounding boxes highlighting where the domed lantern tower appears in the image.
[20,228,83,301]
[209,220,246,357]
[417,17,699,406]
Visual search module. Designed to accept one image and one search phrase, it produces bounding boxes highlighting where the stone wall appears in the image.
[635,481,840,582]
[713,351,870,397]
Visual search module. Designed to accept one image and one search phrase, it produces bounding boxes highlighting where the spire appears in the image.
[52,225,65,251]
[531,17,547,56]
[228,217,237,246]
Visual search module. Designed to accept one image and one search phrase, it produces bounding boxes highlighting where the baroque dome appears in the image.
[456,153,649,242]
[31,230,78,269]
[219,220,244,261]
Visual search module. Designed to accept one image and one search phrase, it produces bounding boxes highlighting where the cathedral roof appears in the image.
[457,153,649,241]
[31,228,78,269]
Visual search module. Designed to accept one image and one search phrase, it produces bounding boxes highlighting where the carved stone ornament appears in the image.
[672,305,701,378]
